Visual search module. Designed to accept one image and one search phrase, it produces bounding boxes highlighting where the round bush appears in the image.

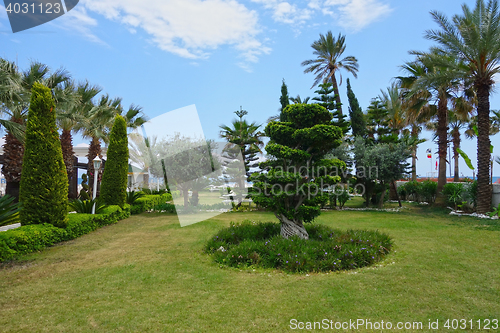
[205,221,393,273]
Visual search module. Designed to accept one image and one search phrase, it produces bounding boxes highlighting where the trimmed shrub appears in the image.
[130,193,172,214]
[19,82,68,228]
[100,115,129,207]
[417,180,438,203]
[205,221,392,273]
[397,180,437,203]
[0,205,130,262]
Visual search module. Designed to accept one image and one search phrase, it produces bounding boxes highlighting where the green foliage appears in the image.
[0,205,130,262]
[130,193,172,214]
[346,78,365,138]
[441,180,478,211]
[251,103,345,229]
[457,148,475,170]
[336,189,350,209]
[69,198,107,214]
[397,180,437,204]
[19,82,68,228]
[126,191,145,205]
[442,183,465,210]
[205,221,392,273]
[417,180,438,204]
[100,115,129,207]
[312,82,350,135]
[487,203,500,217]
[0,195,22,227]
[353,137,411,207]
[465,180,478,209]
[279,79,289,121]
[153,202,177,213]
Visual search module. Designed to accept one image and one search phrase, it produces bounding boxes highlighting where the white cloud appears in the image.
[251,0,312,25]
[79,0,270,66]
[252,0,392,32]
[55,6,107,45]
[323,0,392,32]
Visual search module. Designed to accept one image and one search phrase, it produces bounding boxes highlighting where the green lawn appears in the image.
[0,206,499,332]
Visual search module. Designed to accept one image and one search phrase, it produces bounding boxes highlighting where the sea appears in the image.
[74,176,500,185]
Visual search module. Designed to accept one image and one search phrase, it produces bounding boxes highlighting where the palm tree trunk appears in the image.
[411,148,417,181]
[330,74,342,116]
[476,83,492,214]
[452,128,460,182]
[87,137,102,198]
[60,129,74,182]
[2,117,24,200]
[435,93,448,205]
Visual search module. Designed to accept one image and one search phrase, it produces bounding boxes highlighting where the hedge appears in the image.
[0,205,130,262]
[131,193,172,214]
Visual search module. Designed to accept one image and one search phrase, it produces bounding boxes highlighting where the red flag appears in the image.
[435,161,438,170]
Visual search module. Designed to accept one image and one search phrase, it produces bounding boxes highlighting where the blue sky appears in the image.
[1,0,499,178]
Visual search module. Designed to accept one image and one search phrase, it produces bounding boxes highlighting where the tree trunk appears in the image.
[330,74,342,117]
[86,137,102,198]
[452,128,460,182]
[475,83,492,214]
[60,129,75,181]
[378,183,387,209]
[411,148,417,181]
[278,214,309,239]
[435,92,448,206]
[411,125,419,181]
[392,180,402,207]
[2,117,24,200]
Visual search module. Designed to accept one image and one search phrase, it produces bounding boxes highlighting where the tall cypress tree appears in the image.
[100,115,129,207]
[313,82,350,135]
[19,82,68,227]
[279,79,290,121]
[346,78,366,138]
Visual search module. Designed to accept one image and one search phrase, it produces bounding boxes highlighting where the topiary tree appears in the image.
[100,115,129,207]
[79,173,90,200]
[19,82,68,228]
[250,104,345,239]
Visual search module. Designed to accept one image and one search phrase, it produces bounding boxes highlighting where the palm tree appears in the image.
[379,82,405,135]
[1,61,70,198]
[289,95,311,104]
[78,94,147,196]
[0,59,26,139]
[301,31,358,116]
[397,51,463,200]
[56,81,101,193]
[447,95,475,181]
[425,0,500,213]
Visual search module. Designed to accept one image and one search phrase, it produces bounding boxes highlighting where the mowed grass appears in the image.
[0,207,499,332]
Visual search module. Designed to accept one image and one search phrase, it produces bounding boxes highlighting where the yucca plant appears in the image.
[126,190,144,205]
[0,194,22,227]
[69,198,107,214]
